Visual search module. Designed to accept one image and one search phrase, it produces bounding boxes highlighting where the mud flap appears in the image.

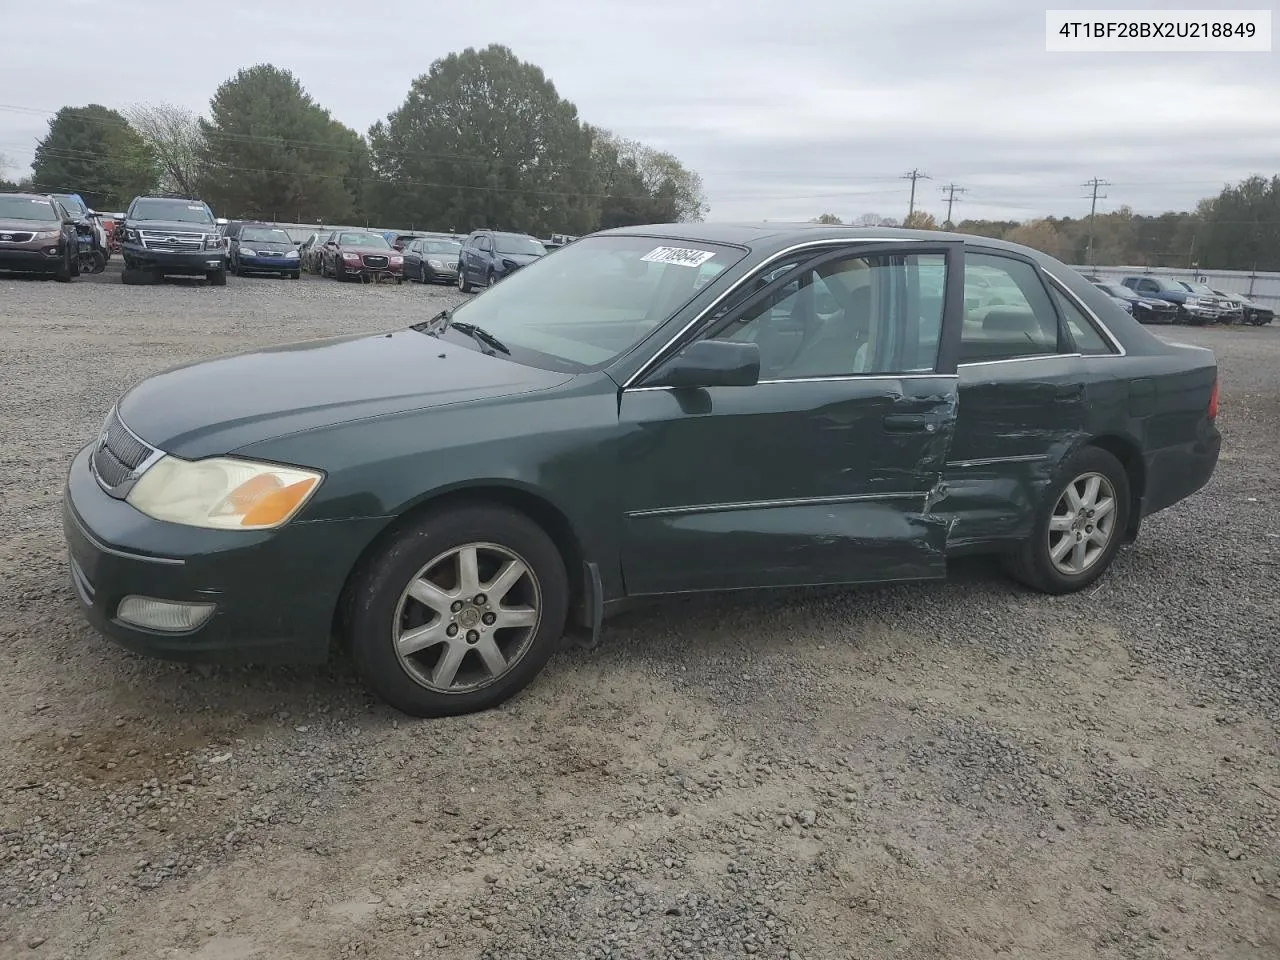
[568,561,604,651]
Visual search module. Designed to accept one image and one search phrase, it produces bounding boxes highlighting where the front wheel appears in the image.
[1002,446,1130,595]
[457,266,472,294]
[345,505,569,717]
[207,267,227,286]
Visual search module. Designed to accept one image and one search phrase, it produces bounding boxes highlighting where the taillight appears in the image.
[1207,377,1219,420]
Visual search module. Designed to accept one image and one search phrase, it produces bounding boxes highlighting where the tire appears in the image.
[121,266,142,285]
[207,268,227,287]
[231,258,241,276]
[457,267,472,294]
[333,262,345,281]
[486,268,496,287]
[290,271,300,280]
[89,250,106,274]
[54,249,73,283]
[1001,445,1130,595]
[345,504,569,717]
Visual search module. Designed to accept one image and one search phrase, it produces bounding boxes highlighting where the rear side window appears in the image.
[959,254,1062,363]
[1049,285,1117,356]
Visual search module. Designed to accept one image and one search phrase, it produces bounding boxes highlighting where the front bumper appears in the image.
[238,254,300,273]
[338,258,403,278]
[0,246,63,271]
[122,243,224,274]
[61,442,386,665]
[423,263,458,282]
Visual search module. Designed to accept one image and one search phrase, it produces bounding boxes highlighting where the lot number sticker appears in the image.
[640,246,717,268]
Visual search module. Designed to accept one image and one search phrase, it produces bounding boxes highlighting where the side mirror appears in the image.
[111,212,125,220]
[215,217,228,226]
[85,208,97,216]
[646,339,760,390]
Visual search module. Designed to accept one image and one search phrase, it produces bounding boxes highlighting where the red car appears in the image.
[319,229,404,282]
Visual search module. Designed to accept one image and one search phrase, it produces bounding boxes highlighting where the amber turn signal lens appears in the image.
[239,478,319,527]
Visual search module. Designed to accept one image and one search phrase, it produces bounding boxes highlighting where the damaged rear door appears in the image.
[617,241,966,595]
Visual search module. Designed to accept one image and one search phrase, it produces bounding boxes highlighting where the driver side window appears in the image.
[707,252,947,380]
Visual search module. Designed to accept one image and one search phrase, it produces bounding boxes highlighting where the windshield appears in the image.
[0,196,58,221]
[1178,281,1216,295]
[131,199,214,224]
[493,234,547,257]
[241,227,292,243]
[423,240,461,254]
[55,194,87,216]
[339,231,390,248]
[430,235,748,371]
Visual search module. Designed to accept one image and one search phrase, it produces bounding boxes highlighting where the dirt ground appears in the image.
[1,266,1277,959]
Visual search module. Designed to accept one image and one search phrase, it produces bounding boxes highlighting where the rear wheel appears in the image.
[346,505,569,717]
[486,268,496,287]
[1002,446,1130,595]
[207,267,227,286]
[457,267,472,294]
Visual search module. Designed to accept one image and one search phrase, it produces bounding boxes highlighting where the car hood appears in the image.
[338,245,397,255]
[130,219,217,234]
[496,253,542,265]
[240,240,295,253]
[117,330,573,459]
[0,217,59,232]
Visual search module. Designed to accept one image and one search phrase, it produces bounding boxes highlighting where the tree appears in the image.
[198,64,366,222]
[124,102,205,196]
[368,45,601,235]
[811,213,843,224]
[1199,175,1280,271]
[30,104,156,210]
[591,128,707,227]
[1004,218,1071,260]
[902,210,938,229]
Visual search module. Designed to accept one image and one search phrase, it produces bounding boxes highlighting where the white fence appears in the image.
[1071,264,1280,308]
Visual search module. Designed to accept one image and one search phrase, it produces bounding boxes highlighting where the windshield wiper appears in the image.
[410,310,510,355]
[450,321,510,355]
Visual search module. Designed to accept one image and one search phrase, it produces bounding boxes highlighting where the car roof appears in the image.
[2,192,57,203]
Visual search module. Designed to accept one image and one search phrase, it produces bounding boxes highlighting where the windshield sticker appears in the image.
[188,205,203,210]
[640,246,717,268]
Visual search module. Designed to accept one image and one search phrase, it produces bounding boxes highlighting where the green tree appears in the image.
[1199,175,1280,271]
[368,45,601,235]
[903,210,938,229]
[1005,218,1070,260]
[812,213,843,224]
[30,104,156,210]
[198,64,366,222]
[591,128,707,227]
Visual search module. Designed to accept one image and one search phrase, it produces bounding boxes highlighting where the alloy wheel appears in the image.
[1047,471,1117,575]
[392,542,541,693]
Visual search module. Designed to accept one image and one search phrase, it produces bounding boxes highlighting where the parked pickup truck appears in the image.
[114,195,228,286]
[1119,275,1235,325]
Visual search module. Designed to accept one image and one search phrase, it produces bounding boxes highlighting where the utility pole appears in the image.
[902,169,930,219]
[1083,177,1110,267]
[940,183,966,227]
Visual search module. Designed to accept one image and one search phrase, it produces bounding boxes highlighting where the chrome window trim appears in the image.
[945,454,1047,469]
[620,237,926,390]
[1042,270,1128,357]
[958,352,1083,369]
[624,372,959,393]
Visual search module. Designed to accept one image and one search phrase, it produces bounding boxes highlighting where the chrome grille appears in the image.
[91,408,157,493]
[0,231,35,243]
[139,230,206,252]
[362,255,388,269]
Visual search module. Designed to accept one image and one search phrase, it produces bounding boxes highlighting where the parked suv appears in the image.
[115,196,228,286]
[0,192,78,281]
[1119,275,1231,325]
[456,230,547,292]
[1212,289,1273,326]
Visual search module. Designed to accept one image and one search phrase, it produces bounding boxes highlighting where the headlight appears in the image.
[390,255,403,264]
[239,247,258,257]
[33,230,60,240]
[427,258,443,269]
[285,249,299,258]
[126,456,323,530]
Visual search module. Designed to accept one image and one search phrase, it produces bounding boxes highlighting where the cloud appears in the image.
[0,0,1275,223]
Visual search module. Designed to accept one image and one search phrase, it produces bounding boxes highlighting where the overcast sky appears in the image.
[2,0,1277,223]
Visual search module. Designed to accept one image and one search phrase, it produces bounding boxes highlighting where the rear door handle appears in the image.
[883,413,941,433]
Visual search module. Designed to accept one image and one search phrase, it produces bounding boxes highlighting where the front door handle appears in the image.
[883,413,941,433]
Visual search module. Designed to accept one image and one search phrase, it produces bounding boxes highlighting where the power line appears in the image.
[940,182,966,225]
[902,169,930,218]
[1083,176,1111,267]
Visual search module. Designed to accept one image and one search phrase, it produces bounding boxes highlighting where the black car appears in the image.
[115,196,228,286]
[456,230,547,292]
[1212,289,1273,326]
[228,224,301,279]
[1091,280,1178,324]
[403,236,462,284]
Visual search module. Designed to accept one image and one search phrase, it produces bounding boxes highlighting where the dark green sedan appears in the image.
[62,224,1221,717]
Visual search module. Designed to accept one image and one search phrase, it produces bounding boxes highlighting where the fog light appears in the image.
[116,596,215,632]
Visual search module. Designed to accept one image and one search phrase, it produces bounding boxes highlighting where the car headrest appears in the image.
[982,308,1036,333]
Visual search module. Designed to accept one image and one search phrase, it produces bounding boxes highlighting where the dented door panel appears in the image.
[618,376,958,595]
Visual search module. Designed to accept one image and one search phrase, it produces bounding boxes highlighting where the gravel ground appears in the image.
[0,265,1277,960]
